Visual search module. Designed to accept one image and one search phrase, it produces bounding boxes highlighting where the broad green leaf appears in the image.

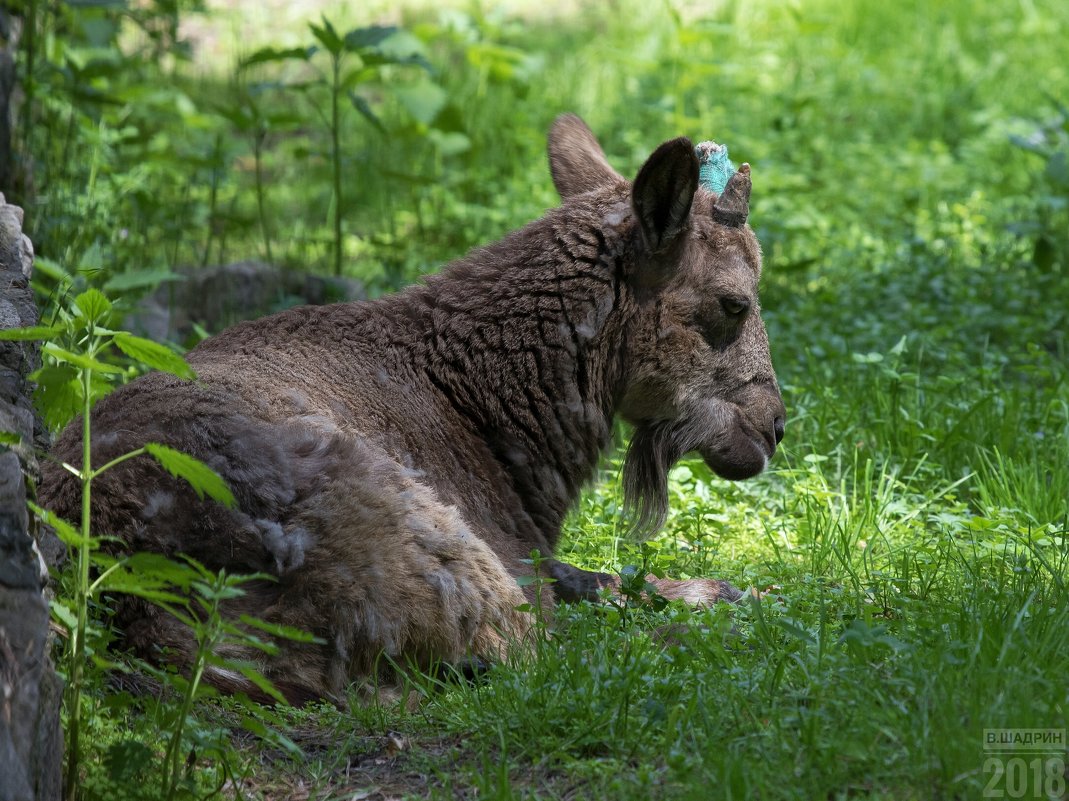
[237,713,303,757]
[466,42,528,80]
[310,18,343,56]
[395,81,447,125]
[1047,150,1069,188]
[31,256,69,283]
[28,502,95,548]
[774,618,817,646]
[119,552,202,588]
[113,333,196,379]
[373,29,433,72]
[239,715,271,738]
[74,288,113,324]
[349,92,385,132]
[240,46,317,69]
[97,580,188,607]
[76,242,105,280]
[238,665,289,705]
[191,578,245,602]
[103,268,184,294]
[0,325,63,341]
[144,443,235,507]
[175,553,213,579]
[376,29,428,59]
[43,342,125,374]
[103,740,155,783]
[340,65,373,92]
[217,626,279,655]
[90,653,132,673]
[213,101,255,130]
[343,24,397,52]
[263,109,307,129]
[1034,236,1057,272]
[51,601,78,632]
[238,614,322,643]
[428,102,466,134]
[84,370,117,408]
[0,430,20,445]
[223,570,273,587]
[358,50,433,72]
[31,365,83,430]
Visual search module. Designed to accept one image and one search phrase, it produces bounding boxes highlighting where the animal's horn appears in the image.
[712,163,751,227]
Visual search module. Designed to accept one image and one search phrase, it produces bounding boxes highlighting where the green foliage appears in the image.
[239,16,439,276]
[5,284,309,800]
[142,443,235,506]
[149,560,285,801]
[112,333,196,379]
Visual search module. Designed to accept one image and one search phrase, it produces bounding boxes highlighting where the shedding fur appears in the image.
[39,115,785,703]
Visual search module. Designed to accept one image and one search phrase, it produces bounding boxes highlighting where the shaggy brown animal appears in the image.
[40,115,785,703]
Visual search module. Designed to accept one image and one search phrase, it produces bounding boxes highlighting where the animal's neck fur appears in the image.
[401,197,635,546]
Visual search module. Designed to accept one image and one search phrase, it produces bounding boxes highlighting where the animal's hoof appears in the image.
[433,657,491,686]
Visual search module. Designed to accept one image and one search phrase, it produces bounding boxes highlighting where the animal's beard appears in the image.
[623,398,771,535]
[622,417,705,537]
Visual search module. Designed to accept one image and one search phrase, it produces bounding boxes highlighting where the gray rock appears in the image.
[0,189,63,801]
[128,260,365,342]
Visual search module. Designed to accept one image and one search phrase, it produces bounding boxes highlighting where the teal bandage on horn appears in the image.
[695,141,736,195]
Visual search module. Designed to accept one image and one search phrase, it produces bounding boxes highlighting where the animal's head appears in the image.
[548,114,786,532]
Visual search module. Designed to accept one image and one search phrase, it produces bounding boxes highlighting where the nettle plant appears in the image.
[2,288,310,801]
[238,17,453,277]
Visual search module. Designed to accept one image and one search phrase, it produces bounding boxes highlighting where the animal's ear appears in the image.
[548,114,624,199]
[631,137,699,254]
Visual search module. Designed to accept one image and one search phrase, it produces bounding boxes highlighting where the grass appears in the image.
[18,0,1069,798]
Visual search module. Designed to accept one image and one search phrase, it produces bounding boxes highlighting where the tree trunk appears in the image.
[0,191,62,800]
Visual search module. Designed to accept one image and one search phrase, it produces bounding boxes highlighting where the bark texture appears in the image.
[0,191,62,801]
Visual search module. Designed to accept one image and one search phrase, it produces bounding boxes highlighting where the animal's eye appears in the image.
[720,297,750,317]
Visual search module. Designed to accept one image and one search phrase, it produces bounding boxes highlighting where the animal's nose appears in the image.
[773,416,786,444]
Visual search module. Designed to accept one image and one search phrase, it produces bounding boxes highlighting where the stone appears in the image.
[0,186,62,801]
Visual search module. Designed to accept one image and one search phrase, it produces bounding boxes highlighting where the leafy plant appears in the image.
[144,558,313,801]
[213,87,284,265]
[1,287,234,799]
[1,285,316,799]
[240,16,435,276]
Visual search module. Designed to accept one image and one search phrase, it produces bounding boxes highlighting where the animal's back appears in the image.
[40,294,533,702]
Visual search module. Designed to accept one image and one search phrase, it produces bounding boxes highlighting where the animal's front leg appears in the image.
[546,559,743,606]
[641,576,743,605]
[546,559,616,602]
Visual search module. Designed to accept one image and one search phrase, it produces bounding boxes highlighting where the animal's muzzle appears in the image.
[743,382,786,459]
